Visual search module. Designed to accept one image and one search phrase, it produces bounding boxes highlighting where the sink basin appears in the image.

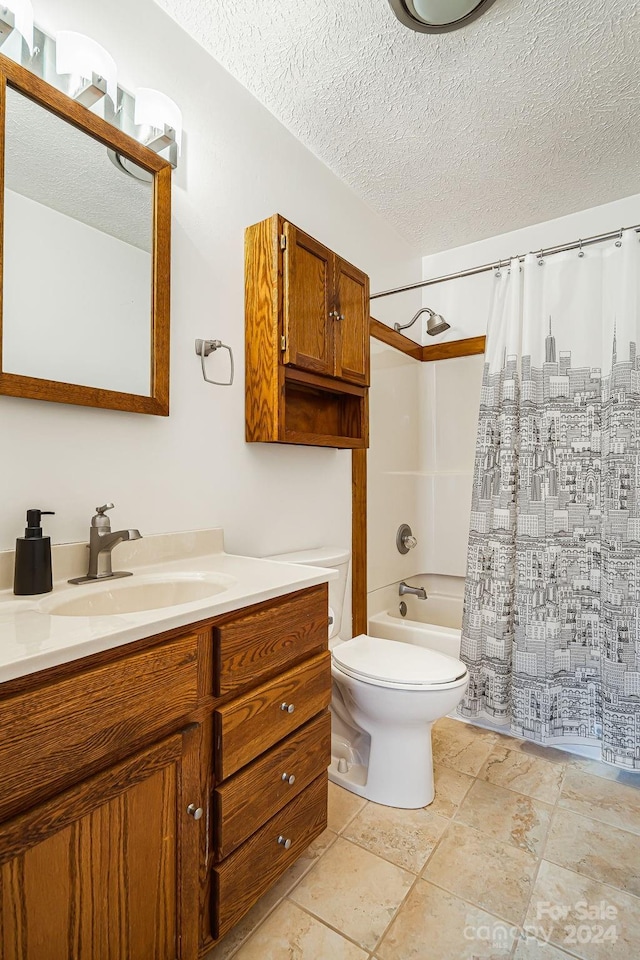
[45,574,234,617]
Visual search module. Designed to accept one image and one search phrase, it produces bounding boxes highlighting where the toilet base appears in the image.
[328,732,436,809]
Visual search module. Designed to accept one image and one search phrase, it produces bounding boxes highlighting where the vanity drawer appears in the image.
[0,633,199,822]
[213,772,328,940]
[214,584,328,696]
[214,711,331,859]
[214,651,331,780]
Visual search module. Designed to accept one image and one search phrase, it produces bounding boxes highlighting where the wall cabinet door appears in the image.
[283,223,334,377]
[0,728,201,960]
[333,256,369,385]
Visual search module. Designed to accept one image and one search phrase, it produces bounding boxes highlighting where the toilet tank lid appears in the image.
[265,546,350,567]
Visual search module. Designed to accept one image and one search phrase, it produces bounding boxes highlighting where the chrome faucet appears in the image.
[399,581,427,600]
[69,504,142,584]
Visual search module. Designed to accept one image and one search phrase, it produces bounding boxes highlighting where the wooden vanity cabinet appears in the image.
[0,728,201,960]
[0,584,331,959]
[245,214,370,448]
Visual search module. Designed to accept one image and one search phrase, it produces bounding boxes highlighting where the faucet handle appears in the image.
[95,503,115,516]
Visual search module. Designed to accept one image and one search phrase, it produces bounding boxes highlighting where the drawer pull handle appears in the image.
[280,702,295,714]
[281,772,296,785]
[187,803,204,821]
[277,835,292,850]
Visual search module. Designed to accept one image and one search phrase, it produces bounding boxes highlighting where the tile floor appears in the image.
[205,717,640,960]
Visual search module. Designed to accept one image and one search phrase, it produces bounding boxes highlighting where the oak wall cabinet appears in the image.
[0,584,330,959]
[245,214,370,448]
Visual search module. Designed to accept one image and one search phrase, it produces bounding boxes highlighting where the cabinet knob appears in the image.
[281,772,296,785]
[280,702,295,714]
[277,835,292,850]
[187,803,203,820]
[338,314,345,321]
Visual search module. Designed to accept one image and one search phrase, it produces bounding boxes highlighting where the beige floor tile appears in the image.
[376,879,515,960]
[289,837,413,951]
[492,733,577,766]
[514,936,579,959]
[525,861,640,960]
[328,782,368,833]
[344,801,448,873]
[478,746,565,804]
[435,716,498,742]
[544,809,640,896]
[430,764,474,818]
[569,756,640,790]
[456,779,553,856]
[232,900,368,960]
[422,821,538,925]
[559,768,640,836]
[432,719,497,777]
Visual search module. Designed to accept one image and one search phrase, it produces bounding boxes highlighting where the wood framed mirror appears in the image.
[0,55,172,415]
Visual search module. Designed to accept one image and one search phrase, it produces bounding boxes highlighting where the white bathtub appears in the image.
[368,576,464,660]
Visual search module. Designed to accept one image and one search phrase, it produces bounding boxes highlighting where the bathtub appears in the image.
[367,576,463,660]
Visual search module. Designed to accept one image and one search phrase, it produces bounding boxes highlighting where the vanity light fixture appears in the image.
[388,0,498,33]
[0,0,34,54]
[55,30,117,108]
[134,87,182,166]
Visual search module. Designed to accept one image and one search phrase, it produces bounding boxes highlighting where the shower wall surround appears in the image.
[369,191,640,599]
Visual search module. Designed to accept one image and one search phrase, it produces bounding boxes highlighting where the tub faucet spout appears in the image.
[399,581,427,600]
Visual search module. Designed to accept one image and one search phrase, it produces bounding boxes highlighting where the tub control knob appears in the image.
[280,702,295,714]
[396,523,418,555]
[281,772,296,785]
[277,835,292,850]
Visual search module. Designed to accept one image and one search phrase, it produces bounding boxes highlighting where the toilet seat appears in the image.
[332,634,467,690]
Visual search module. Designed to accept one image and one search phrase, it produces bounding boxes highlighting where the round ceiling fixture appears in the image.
[388,0,498,33]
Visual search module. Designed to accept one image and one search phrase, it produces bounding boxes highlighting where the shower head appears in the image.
[426,312,450,336]
[394,307,450,337]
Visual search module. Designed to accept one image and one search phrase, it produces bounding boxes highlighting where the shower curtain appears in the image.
[459,229,640,769]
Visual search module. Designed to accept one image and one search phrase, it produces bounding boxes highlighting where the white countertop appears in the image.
[0,529,336,684]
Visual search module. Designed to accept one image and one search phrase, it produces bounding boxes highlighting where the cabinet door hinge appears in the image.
[280,234,287,250]
[281,335,286,351]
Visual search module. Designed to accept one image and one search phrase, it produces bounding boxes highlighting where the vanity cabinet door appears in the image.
[282,223,335,377]
[0,728,201,960]
[333,255,370,386]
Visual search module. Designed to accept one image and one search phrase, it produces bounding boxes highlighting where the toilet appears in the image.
[267,547,469,809]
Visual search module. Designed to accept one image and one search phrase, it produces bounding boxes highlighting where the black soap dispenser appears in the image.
[14,509,55,595]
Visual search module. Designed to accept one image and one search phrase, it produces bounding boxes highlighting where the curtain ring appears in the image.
[578,239,584,258]
[537,249,545,266]
[495,260,502,278]
[615,228,623,248]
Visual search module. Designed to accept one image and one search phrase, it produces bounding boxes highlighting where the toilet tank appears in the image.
[264,547,350,640]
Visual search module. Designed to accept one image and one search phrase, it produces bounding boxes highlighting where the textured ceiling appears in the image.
[153,0,640,254]
[5,87,152,251]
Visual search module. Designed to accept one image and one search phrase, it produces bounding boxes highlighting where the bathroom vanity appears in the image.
[0,534,333,959]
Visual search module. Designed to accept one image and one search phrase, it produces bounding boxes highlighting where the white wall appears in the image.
[4,189,151,395]
[0,0,420,563]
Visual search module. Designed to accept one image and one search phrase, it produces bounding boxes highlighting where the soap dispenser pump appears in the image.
[14,509,55,596]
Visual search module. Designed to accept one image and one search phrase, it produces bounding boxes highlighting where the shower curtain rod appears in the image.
[370,222,640,300]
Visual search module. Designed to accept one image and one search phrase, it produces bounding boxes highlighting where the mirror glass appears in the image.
[2,86,154,396]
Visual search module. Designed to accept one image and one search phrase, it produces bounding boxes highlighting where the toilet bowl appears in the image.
[265,547,468,809]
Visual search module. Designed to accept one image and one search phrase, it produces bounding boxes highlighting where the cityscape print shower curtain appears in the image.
[459,230,640,768]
